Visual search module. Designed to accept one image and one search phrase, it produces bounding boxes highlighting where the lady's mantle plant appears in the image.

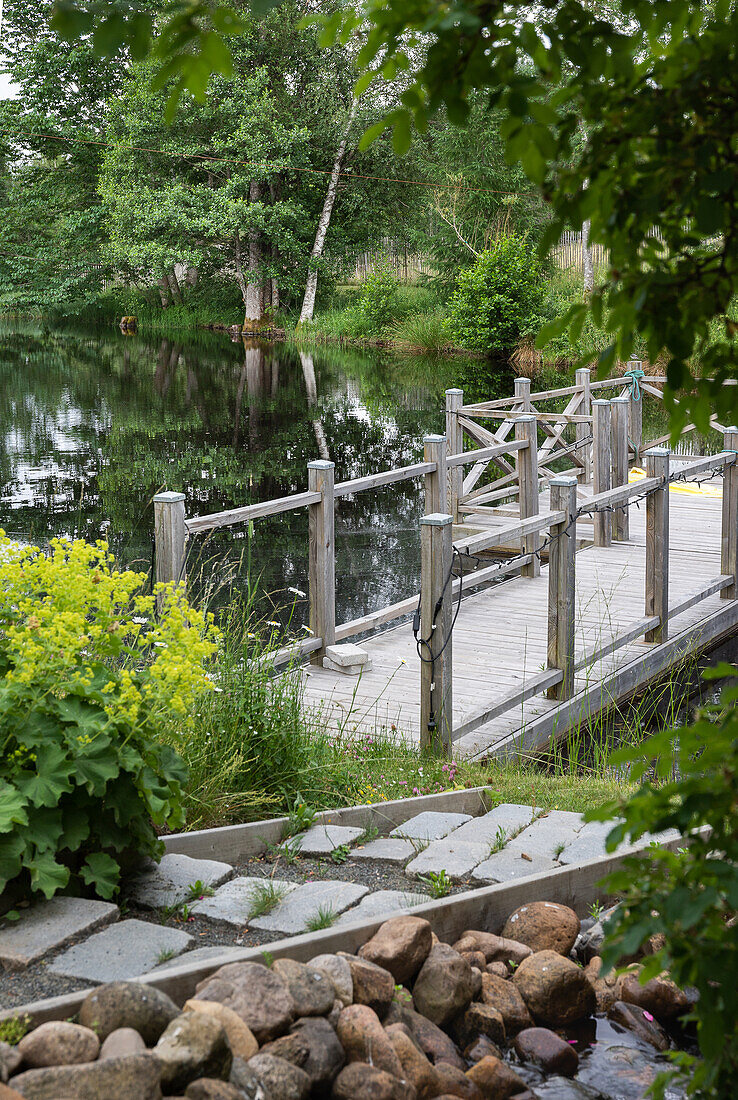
[0,533,217,901]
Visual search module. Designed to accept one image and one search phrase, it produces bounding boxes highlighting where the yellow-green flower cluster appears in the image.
[0,532,219,733]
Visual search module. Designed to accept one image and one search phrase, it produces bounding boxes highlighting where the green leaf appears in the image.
[358,119,390,151]
[27,850,70,899]
[15,744,73,808]
[0,782,28,833]
[80,852,120,899]
[0,834,25,892]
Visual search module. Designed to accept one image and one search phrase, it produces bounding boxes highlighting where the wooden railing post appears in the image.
[645,447,669,643]
[547,476,578,701]
[154,492,187,595]
[575,367,591,484]
[611,395,630,541]
[721,427,738,599]
[419,512,453,758]
[592,400,612,547]
[515,414,540,577]
[628,358,643,465]
[424,434,448,516]
[445,388,464,522]
[308,459,335,663]
[515,376,532,412]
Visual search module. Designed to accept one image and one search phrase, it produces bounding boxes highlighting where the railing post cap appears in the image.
[549,475,579,486]
[515,376,531,385]
[307,460,335,470]
[154,491,186,503]
[421,512,454,527]
[724,425,738,434]
[513,413,537,422]
[424,433,447,443]
[644,446,670,457]
[445,387,463,396]
[592,398,611,406]
[575,366,591,375]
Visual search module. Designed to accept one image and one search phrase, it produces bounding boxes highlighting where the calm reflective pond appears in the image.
[0,323,508,627]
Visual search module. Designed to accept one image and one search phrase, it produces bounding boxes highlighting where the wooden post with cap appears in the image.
[308,459,335,663]
[154,491,187,601]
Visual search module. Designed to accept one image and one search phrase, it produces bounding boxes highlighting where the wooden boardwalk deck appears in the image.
[300,477,738,759]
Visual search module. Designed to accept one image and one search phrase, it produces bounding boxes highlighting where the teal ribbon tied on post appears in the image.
[624,366,645,401]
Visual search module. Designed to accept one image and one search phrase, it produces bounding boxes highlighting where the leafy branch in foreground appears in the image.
[587,664,738,1098]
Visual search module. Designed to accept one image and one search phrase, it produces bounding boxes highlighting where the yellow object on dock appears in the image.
[629,466,723,498]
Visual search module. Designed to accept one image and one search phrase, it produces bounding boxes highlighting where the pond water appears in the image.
[0,322,509,628]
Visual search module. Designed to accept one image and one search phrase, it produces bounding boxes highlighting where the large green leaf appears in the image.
[80,851,120,899]
[27,849,70,899]
[0,782,28,833]
[15,743,74,808]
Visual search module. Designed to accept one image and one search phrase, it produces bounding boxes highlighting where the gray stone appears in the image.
[155,1011,232,1093]
[288,824,364,856]
[351,838,416,865]
[49,918,192,981]
[147,945,250,976]
[248,1053,311,1100]
[99,1028,147,1060]
[308,953,353,1003]
[335,890,429,924]
[472,850,558,884]
[448,803,539,844]
[126,853,233,909]
[9,1053,161,1099]
[390,811,472,841]
[325,643,370,667]
[192,877,296,926]
[249,881,368,934]
[0,896,118,969]
[230,1058,268,1099]
[79,981,180,1043]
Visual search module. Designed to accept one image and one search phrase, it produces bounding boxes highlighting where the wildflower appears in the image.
[301,625,314,634]
[288,587,306,598]
[267,620,280,628]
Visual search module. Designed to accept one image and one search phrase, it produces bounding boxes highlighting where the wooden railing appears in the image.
[153,367,738,757]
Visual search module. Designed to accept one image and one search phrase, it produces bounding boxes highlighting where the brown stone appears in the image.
[513,1027,579,1076]
[452,932,532,967]
[259,1032,310,1067]
[433,1063,484,1099]
[458,950,487,971]
[16,1021,99,1068]
[618,972,690,1020]
[470,967,483,999]
[412,944,475,1028]
[454,1004,505,1047]
[272,958,336,1017]
[501,902,580,955]
[463,1036,501,1064]
[332,1063,417,1100]
[185,1082,245,1100]
[344,956,396,1018]
[309,954,353,1003]
[154,1012,231,1093]
[193,962,295,1042]
[0,1044,22,1083]
[184,999,258,1062]
[609,1001,671,1050]
[513,951,596,1026]
[387,1028,439,1100]
[486,962,509,979]
[98,1028,146,1060]
[336,1005,403,1077]
[480,973,533,1035]
[359,917,433,985]
[0,1084,24,1100]
[465,1055,525,1099]
[389,1006,465,1070]
[8,1054,161,1099]
[79,981,179,1044]
[247,1053,311,1100]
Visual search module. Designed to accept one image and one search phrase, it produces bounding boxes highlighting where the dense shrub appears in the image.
[0,535,217,900]
[591,665,738,1097]
[353,261,402,334]
[444,235,548,353]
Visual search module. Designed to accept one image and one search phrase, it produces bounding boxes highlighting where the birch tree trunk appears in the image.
[582,218,594,295]
[244,181,265,330]
[299,99,358,326]
[167,266,183,305]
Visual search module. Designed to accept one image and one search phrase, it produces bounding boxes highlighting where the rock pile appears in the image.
[0,901,690,1100]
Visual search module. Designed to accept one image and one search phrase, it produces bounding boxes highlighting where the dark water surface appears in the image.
[0,323,504,627]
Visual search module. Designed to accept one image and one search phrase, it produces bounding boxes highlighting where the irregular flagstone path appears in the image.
[0,801,681,996]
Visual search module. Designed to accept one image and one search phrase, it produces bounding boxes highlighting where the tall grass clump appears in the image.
[391,310,451,352]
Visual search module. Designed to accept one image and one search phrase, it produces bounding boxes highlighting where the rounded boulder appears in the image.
[512,950,596,1026]
[502,902,580,955]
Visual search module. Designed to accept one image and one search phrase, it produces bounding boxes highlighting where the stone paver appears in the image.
[472,850,558,884]
[390,811,472,842]
[352,838,417,865]
[126,853,233,909]
[49,919,192,982]
[192,876,297,926]
[0,897,119,970]
[471,810,584,881]
[447,804,539,845]
[249,881,369,934]
[289,824,365,856]
[335,890,430,924]
[404,804,540,880]
[146,945,251,976]
[557,820,623,865]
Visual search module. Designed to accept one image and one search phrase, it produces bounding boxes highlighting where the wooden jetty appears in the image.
[154,365,738,759]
